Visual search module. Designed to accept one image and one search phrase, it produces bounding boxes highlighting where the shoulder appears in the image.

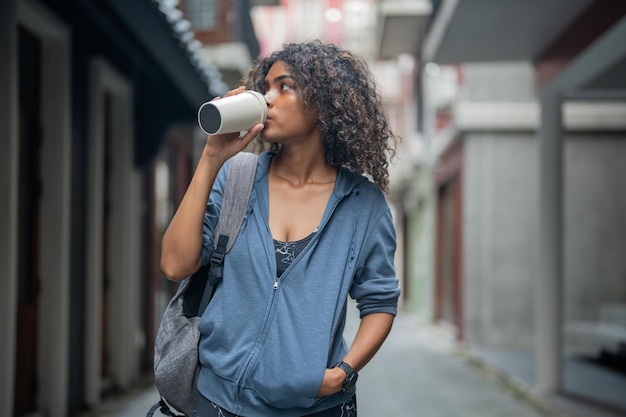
[339,168,389,205]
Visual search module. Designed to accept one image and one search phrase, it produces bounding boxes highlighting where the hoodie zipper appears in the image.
[235,191,347,398]
[232,159,366,407]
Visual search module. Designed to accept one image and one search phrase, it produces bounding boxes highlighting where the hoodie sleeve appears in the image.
[350,206,401,317]
[200,161,229,265]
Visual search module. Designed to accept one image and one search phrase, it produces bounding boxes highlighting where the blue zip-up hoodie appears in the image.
[198,152,400,416]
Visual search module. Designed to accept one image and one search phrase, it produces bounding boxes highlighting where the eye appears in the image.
[281,83,293,91]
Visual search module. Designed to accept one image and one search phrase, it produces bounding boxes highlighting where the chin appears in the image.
[259,132,277,144]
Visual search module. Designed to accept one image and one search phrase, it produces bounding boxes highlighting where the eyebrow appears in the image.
[264,74,295,84]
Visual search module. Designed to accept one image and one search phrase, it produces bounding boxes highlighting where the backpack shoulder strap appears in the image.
[198,152,258,313]
[214,152,259,254]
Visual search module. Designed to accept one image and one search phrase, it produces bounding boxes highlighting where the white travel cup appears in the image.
[197,90,267,135]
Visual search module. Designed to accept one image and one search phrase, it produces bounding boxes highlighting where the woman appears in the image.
[161,40,401,417]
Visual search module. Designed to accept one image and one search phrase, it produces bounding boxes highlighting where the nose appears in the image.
[264,89,276,106]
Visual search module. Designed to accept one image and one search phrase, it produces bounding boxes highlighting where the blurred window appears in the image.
[185,0,218,30]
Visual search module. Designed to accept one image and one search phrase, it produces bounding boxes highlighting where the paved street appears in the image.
[82,301,564,417]
[343,304,551,417]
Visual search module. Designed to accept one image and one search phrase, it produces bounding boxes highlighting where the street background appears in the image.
[2,1,626,417]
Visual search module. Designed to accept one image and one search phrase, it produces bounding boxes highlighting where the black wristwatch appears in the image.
[336,361,358,392]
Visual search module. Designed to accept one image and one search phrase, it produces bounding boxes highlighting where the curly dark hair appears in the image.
[243,40,399,192]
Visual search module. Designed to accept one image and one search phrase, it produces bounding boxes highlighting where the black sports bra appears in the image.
[273,230,317,277]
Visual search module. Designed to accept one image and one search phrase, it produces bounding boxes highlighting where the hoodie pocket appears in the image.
[246,350,325,408]
[243,324,328,409]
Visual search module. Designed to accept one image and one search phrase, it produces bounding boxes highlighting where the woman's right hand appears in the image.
[202,86,264,165]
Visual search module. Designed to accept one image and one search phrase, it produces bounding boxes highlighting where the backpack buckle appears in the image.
[209,234,229,267]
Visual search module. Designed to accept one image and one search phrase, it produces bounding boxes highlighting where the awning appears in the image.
[421,0,626,96]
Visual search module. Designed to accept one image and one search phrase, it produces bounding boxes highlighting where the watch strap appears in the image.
[336,361,355,376]
[336,361,358,392]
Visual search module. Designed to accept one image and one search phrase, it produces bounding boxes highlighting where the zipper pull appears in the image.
[273,277,279,290]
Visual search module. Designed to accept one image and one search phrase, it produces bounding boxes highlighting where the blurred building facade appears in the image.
[390,0,626,415]
[0,0,257,416]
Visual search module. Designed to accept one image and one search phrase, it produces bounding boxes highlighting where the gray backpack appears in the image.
[149,152,258,417]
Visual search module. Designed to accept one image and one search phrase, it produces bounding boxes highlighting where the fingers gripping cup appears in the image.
[198,91,267,135]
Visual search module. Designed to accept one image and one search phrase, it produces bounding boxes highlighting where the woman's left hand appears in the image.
[316,366,346,397]
[316,313,395,397]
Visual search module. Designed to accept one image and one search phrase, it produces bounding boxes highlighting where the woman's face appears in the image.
[259,61,319,145]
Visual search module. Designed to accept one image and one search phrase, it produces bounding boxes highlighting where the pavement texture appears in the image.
[79,302,621,417]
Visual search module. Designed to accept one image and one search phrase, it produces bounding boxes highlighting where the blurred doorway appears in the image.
[434,139,464,340]
[85,58,142,407]
[14,24,42,417]
[12,1,72,415]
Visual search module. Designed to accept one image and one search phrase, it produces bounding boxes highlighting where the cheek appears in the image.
[301,108,319,129]
[284,100,307,121]
[265,89,277,102]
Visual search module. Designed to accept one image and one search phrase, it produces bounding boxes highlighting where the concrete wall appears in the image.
[462,133,626,349]
[463,133,538,348]
[456,63,539,348]
[564,135,626,322]
[462,62,536,102]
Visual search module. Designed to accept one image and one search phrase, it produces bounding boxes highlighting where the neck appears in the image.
[271,146,336,186]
